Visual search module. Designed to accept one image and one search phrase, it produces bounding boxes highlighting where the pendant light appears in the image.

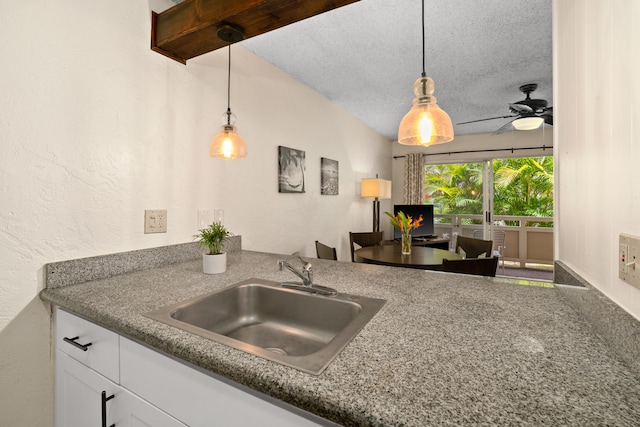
[397,0,454,146]
[210,44,247,160]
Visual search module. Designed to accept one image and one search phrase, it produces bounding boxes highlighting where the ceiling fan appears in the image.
[457,83,553,134]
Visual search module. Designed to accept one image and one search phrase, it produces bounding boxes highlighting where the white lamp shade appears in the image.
[512,116,544,131]
[361,178,391,199]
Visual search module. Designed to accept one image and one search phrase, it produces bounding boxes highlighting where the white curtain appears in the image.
[403,153,424,204]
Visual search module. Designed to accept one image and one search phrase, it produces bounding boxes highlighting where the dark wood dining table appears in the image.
[354,244,461,270]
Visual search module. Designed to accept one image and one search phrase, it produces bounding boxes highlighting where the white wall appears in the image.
[0,1,390,425]
[554,0,640,319]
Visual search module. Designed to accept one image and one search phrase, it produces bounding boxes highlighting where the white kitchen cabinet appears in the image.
[120,337,331,427]
[55,308,335,427]
[56,351,186,427]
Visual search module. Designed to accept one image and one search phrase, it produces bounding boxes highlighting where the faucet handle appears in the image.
[295,254,312,270]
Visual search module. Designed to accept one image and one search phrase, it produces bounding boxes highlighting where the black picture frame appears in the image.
[278,146,306,193]
[320,158,339,195]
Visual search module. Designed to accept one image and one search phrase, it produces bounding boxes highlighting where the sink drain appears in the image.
[265,347,288,356]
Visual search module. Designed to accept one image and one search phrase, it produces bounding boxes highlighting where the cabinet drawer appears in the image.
[56,307,119,383]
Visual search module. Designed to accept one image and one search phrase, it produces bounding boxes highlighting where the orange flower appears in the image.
[385,211,423,232]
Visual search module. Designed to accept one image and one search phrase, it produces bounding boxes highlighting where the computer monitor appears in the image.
[392,204,435,239]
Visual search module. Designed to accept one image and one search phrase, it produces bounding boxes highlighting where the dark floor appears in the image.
[498,265,554,282]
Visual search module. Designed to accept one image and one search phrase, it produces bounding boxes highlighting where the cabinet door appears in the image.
[117,390,186,427]
[55,350,119,427]
[56,351,186,427]
[120,338,332,427]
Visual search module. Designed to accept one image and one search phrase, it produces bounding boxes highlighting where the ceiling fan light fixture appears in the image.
[397,0,453,147]
[512,116,544,131]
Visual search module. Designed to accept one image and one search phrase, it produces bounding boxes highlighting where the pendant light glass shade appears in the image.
[210,45,247,160]
[210,110,247,159]
[398,75,454,146]
[512,116,544,131]
[398,0,453,147]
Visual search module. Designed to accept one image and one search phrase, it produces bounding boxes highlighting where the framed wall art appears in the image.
[320,158,339,195]
[278,146,306,193]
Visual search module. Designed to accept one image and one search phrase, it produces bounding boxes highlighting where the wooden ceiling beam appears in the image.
[151,0,360,64]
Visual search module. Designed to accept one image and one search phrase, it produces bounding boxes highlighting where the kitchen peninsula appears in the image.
[40,245,640,426]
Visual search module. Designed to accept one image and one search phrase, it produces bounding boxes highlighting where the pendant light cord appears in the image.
[226,45,232,125]
[421,0,426,78]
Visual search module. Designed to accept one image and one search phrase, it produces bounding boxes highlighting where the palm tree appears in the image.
[424,157,553,224]
[424,163,484,216]
[493,157,554,221]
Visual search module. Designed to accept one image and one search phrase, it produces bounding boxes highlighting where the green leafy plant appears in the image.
[194,222,231,255]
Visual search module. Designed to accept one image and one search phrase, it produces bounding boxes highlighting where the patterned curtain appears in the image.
[403,153,424,204]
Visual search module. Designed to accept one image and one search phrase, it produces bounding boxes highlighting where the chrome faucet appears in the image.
[277,256,337,296]
[278,259,314,287]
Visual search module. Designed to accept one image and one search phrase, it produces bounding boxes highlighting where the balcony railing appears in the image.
[434,214,554,268]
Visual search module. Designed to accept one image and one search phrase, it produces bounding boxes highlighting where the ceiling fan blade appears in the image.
[457,115,516,125]
[509,103,534,114]
[493,118,516,135]
[539,107,553,125]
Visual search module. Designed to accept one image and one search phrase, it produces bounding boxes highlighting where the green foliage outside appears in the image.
[424,157,554,226]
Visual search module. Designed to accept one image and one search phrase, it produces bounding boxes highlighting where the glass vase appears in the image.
[401,232,412,255]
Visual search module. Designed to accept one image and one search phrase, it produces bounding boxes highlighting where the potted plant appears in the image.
[385,211,423,255]
[194,221,231,274]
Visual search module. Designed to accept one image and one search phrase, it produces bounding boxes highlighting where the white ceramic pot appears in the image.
[202,253,227,274]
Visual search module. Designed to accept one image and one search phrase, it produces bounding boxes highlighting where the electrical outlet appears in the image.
[619,233,640,290]
[145,210,167,234]
[620,243,629,274]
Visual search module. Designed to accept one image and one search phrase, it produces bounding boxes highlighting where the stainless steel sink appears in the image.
[145,278,385,375]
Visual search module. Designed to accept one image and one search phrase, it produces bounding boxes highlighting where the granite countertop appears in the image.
[40,250,640,426]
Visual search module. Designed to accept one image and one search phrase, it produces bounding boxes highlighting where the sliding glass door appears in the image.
[424,161,485,238]
[425,156,554,271]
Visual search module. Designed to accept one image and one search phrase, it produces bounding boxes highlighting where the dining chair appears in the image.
[473,230,506,274]
[455,236,493,259]
[349,231,383,262]
[441,256,499,277]
[315,240,337,260]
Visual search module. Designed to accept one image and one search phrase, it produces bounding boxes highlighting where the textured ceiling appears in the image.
[171,0,552,140]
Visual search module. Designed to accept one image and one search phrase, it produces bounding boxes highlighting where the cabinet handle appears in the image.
[101,391,115,427]
[63,336,93,351]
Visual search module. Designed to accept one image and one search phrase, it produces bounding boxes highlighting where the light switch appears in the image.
[145,210,167,234]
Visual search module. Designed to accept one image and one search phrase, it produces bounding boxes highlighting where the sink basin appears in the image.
[145,278,385,374]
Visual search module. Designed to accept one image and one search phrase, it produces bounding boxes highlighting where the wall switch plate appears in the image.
[620,243,629,274]
[145,210,167,234]
[619,233,640,290]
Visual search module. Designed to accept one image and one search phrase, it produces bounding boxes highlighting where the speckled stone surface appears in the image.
[555,260,640,378]
[45,236,241,289]
[41,251,640,426]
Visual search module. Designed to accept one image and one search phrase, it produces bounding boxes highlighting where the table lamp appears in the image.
[361,176,392,232]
